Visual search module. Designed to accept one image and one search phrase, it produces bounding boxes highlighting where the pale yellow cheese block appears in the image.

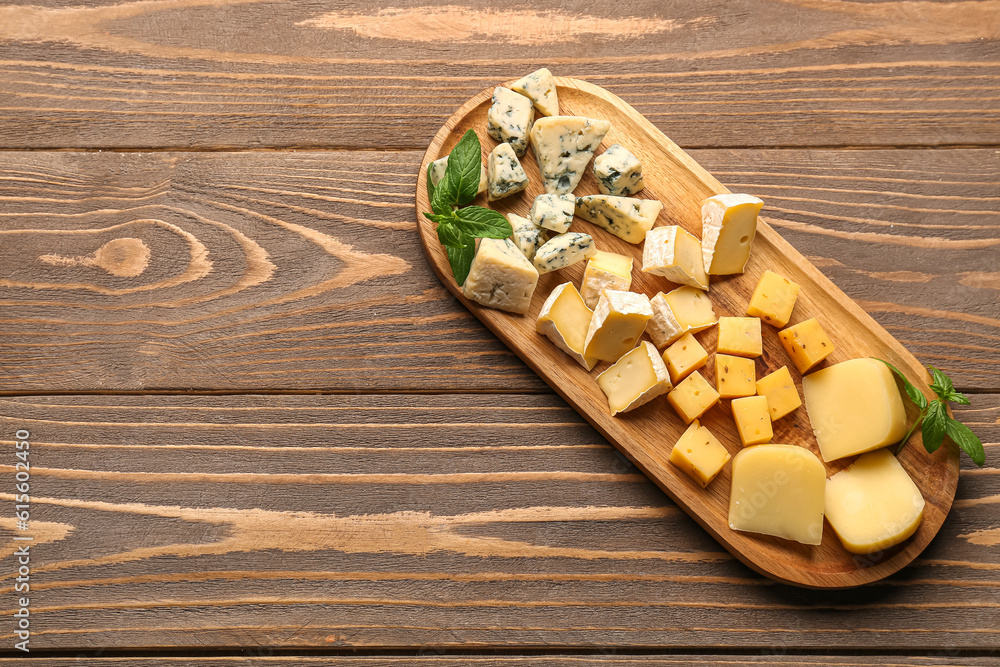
[584,290,652,363]
[596,340,672,415]
[536,282,598,370]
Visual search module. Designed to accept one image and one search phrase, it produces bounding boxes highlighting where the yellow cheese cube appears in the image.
[717,316,762,358]
[802,358,907,462]
[580,251,633,309]
[825,449,925,554]
[669,420,731,487]
[778,318,834,373]
[597,341,672,415]
[731,395,773,446]
[647,286,717,348]
[728,444,826,546]
[746,270,800,327]
[584,290,652,363]
[536,282,598,371]
[667,371,720,424]
[662,332,709,385]
[755,366,802,421]
[701,194,764,275]
[715,354,756,399]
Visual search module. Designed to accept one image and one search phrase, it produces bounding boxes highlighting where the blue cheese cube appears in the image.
[533,232,597,274]
[594,144,644,196]
[510,68,558,117]
[529,193,575,233]
[508,213,545,261]
[575,195,663,244]
[530,116,611,194]
[426,155,487,195]
[487,87,534,157]
[487,143,529,201]
[462,238,538,315]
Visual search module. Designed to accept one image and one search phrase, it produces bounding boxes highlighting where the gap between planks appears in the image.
[1,144,999,153]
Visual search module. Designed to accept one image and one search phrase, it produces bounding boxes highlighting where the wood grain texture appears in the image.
[0,0,998,149]
[0,394,995,649]
[1,658,998,666]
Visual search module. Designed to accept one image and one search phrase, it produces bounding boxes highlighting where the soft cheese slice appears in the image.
[530,116,611,194]
[580,250,632,309]
[642,226,709,290]
[670,420,731,487]
[575,195,662,244]
[487,143,529,202]
[536,282,598,370]
[597,341,672,415]
[802,358,907,462]
[825,449,925,554]
[594,143,644,196]
[462,238,538,315]
[584,290,653,363]
[509,68,558,117]
[427,155,487,195]
[508,213,545,261]
[530,193,575,233]
[701,194,764,275]
[729,444,826,546]
[646,286,718,348]
[487,86,534,156]
[533,232,596,274]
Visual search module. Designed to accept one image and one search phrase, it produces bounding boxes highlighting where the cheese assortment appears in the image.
[530,193,575,233]
[487,143,529,202]
[575,195,662,244]
[594,144,645,196]
[487,86,534,156]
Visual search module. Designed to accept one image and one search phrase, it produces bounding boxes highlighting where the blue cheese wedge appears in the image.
[530,116,611,194]
[426,155,487,195]
[508,213,545,261]
[597,341,673,415]
[575,195,662,244]
[462,238,538,315]
[487,87,534,157]
[642,226,710,290]
[486,143,529,202]
[701,193,764,275]
[529,193,575,233]
[536,282,598,370]
[593,144,644,196]
[533,232,596,274]
[510,68,559,117]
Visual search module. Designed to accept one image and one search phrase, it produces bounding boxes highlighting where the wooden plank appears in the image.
[1,657,997,666]
[0,394,996,650]
[0,0,998,149]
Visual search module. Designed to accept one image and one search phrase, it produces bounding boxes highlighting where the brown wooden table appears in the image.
[0,1,997,663]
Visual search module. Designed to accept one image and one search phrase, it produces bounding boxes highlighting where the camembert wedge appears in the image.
[575,195,662,244]
[642,225,709,290]
[461,238,538,315]
[530,116,611,194]
[536,282,598,370]
[584,290,652,363]
[701,194,764,275]
[597,341,672,415]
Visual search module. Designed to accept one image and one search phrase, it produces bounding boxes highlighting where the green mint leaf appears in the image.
[423,211,453,225]
[430,169,458,215]
[454,206,513,239]
[425,162,436,202]
[877,358,928,410]
[947,390,972,406]
[446,238,476,287]
[945,418,986,467]
[921,400,947,453]
[436,220,466,248]
[928,366,954,401]
[447,130,484,206]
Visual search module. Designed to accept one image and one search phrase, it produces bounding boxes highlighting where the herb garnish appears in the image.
[424,130,512,285]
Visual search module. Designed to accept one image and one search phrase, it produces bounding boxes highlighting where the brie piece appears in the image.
[642,225,709,290]
[597,341,672,415]
[584,289,653,363]
[580,250,633,309]
[536,282,597,370]
[647,286,718,348]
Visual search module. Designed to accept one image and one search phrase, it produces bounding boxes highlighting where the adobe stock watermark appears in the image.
[12,428,32,652]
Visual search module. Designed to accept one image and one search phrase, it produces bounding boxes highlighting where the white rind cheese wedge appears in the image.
[575,195,662,244]
[426,155,487,195]
[533,232,596,274]
[510,68,558,117]
[462,238,538,315]
[597,341,672,415]
[584,289,653,363]
[487,87,534,157]
[530,193,575,233]
[701,193,764,275]
[536,282,598,370]
[530,116,611,194]
[594,144,644,196]
[508,213,545,261]
[647,286,718,348]
[486,143,529,202]
[580,251,633,309]
[642,226,710,290]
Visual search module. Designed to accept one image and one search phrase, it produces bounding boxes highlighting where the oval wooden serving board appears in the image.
[414,77,959,588]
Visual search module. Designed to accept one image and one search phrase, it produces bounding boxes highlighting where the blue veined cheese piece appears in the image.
[575,194,663,244]
[462,238,539,315]
[426,155,487,195]
[486,143,529,201]
[533,232,597,274]
[508,213,545,261]
[487,87,534,157]
[594,144,644,196]
[529,116,611,194]
[510,68,558,117]
[529,193,575,233]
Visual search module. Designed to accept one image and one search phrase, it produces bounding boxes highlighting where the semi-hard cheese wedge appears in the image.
[667,370,720,424]
[647,286,718,348]
[530,193,575,233]
[641,225,709,290]
[486,143,529,202]
[662,332,709,384]
[508,213,545,261]
[530,116,611,194]
[462,238,538,315]
[731,395,773,446]
[509,68,558,117]
[669,420,731,488]
[584,290,653,363]
[717,316,763,358]
[728,444,826,546]
[594,144,644,196]
[427,155,487,195]
[803,358,907,462]
[747,270,800,327]
[575,195,662,244]
[533,232,596,274]
[755,366,802,421]
[597,341,672,415]
[701,194,764,275]
[487,86,534,156]
[580,251,632,309]
[536,282,598,370]
[825,449,926,554]
[716,354,756,399]
[779,318,835,374]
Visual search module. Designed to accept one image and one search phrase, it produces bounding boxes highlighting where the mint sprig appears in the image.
[424,130,512,285]
[878,359,985,466]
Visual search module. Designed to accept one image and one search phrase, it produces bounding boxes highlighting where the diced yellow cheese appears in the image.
[641,226,709,290]
[584,290,653,363]
[747,270,800,327]
[728,444,826,546]
[715,354,756,399]
[667,371,720,424]
[669,420,731,487]
[824,449,925,554]
[462,238,538,314]
[755,366,802,421]
[701,194,764,275]
[536,282,598,371]
[580,251,633,309]
[717,316,762,358]
[779,318,835,374]
[596,341,672,415]
[731,395,773,446]
[647,286,717,348]
[802,358,907,462]
[662,332,709,385]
